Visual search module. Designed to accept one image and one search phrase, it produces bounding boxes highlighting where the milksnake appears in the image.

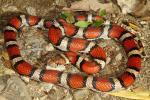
[3,13,143,92]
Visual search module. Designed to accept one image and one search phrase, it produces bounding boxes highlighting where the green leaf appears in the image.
[66,15,75,24]
[60,12,71,19]
[98,9,106,16]
[75,21,92,28]
[92,20,104,27]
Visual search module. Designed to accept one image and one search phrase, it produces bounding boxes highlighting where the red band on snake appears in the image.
[4,14,142,92]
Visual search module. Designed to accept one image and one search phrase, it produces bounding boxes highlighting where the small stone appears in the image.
[55,0,67,6]
[112,14,116,18]
[2,5,18,12]
[45,43,55,51]
[63,90,72,100]
[116,47,120,51]
[20,76,30,83]
[140,21,147,25]
[101,92,110,98]
[47,86,67,100]
[33,98,40,100]
[106,57,111,64]
[40,83,53,93]
[73,89,90,100]
[26,6,36,15]
[140,36,144,40]
[115,53,122,61]
[27,45,32,49]
[91,93,100,100]
[46,65,66,71]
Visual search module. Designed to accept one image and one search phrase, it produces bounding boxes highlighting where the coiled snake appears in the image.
[3,13,143,92]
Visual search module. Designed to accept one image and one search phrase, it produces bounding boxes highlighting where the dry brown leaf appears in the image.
[63,0,115,13]
[107,88,150,100]
[2,51,9,60]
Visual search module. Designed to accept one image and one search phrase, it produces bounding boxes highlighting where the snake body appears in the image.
[4,14,142,92]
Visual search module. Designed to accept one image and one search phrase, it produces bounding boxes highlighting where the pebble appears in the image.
[116,47,120,51]
[46,64,66,71]
[41,83,53,93]
[140,21,147,25]
[115,53,122,61]
[26,6,36,15]
[20,76,30,83]
[47,86,67,100]
[33,97,40,100]
[2,5,18,12]
[91,93,100,100]
[63,91,73,100]
[106,57,111,64]
[45,43,55,51]
[54,0,67,6]
[112,14,116,18]
[73,89,90,100]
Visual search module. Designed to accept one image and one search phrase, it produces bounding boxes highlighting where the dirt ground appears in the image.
[0,0,150,100]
